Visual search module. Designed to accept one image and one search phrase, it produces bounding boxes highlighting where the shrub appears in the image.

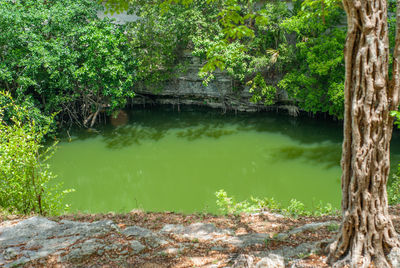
[0,92,72,215]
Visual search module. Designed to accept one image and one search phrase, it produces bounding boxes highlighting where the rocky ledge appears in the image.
[0,213,343,267]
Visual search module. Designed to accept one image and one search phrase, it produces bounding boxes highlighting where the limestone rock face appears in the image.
[132,52,294,113]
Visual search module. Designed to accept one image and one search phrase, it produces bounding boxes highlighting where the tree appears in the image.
[0,0,136,127]
[327,0,400,267]
[104,0,400,266]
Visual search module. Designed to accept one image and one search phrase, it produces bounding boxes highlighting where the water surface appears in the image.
[50,107,400,213]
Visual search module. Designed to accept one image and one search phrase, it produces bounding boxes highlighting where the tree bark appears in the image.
[328,0,400,267]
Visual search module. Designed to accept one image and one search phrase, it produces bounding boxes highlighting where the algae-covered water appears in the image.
[50,106,400,213]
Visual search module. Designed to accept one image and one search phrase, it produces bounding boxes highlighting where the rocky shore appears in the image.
[1,208,399,267]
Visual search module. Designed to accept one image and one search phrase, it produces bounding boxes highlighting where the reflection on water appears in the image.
[51,106,400,213]
[272,144,342,169]
[103,125,167,149]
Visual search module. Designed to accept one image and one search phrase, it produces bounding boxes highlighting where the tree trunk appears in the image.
[328,0,400,267]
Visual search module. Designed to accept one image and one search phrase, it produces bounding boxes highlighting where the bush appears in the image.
[0,92,72,215]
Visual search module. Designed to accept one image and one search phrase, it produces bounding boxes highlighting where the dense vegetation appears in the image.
[121,0,346,117]
[0,0,136,128]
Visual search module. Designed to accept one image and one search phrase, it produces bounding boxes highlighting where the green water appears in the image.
[50,106,400,214]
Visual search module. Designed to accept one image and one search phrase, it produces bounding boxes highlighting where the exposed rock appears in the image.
[146,236,169,248]
[122,225,154,238]
[122,225,169,248]
[3,247,18,260]
[250,211,284,219]
[218,233,270,248]
[163,247,180,256]
[388,247,400,268]
[160,224,186,234]
[130,240,146,253]
[0,216,334,267]
[57,219,119,237]
[0,217,58,247]
[160,222,233,241]
[131,52,293,114]
[211,246,225,251]
[271,242,319,259]
[256,254,285,268]
[0,217,119,267]
[63,239,105,262]
[231,254,254,268]
[288,221,339,235]
[275,221,339,240]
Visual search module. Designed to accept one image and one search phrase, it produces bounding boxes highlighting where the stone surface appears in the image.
[122,225,169,248]
[275,221,339,240]
[0,217,119,267]
[163,247,180,255]
[62,239,105,262]
[160,222,232,241]
[130,240,146,253]
[122,225,154,238]
[271,242,319,259]
[218,233,270,248]
[256,254,285,268]
[288,221,338,235]
[231,254,254,268]
[132,52,295,114]
[0,216,328,267]
[388,247,400,268]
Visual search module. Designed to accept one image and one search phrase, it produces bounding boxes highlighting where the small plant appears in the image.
[215,190,339,217]
[283,199,309,218]
[327,223,340,232]
[313,201,339,216]
[215,189,280,214]
[297,252,310,259]
[264,238,269,248]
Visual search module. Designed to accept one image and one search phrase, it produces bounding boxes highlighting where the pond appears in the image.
[50,106,400,214]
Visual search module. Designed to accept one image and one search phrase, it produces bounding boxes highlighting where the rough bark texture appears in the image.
[328,0,400,267]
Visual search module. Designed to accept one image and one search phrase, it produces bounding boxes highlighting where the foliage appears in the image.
[125,0,219,90]
[0,92,73,215]
[389,111,400,205]
[215,190,339,217]
[278,0,346,118]
[0,0,136,127]
[122,0,292,105]
[194,1,292,106]
[388,169,400,205]
[104,0,348,116]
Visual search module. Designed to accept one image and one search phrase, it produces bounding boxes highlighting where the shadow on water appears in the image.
[176,124,236,141]
[271,144,342,169]
[102,125,167,149]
